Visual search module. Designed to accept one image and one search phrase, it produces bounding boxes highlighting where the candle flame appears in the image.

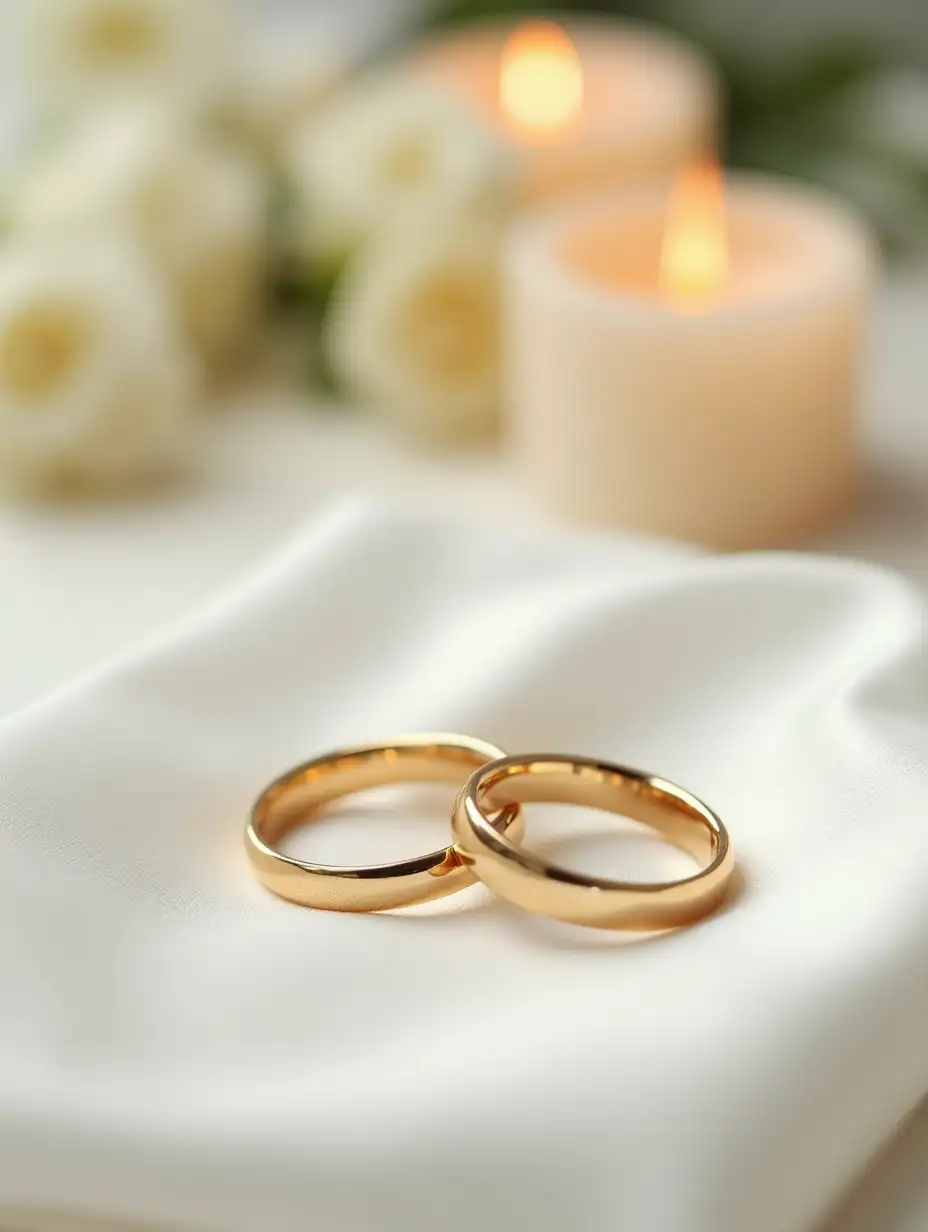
[660,159,728,309]
[499,20,583,135]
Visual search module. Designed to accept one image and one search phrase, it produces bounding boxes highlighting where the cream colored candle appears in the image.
[506,173,877,549]
[410,18,719,204]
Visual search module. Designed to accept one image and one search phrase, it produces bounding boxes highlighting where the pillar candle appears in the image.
[506,174,877,548]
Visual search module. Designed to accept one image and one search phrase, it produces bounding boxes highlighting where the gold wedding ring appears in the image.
[246,734,521,911]
[452,753,734,930]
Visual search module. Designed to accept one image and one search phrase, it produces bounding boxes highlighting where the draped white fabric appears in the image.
[1,499,928,1232]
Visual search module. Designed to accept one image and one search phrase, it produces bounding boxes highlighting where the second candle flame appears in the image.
[499,20,583,135]
[660,159,728,310]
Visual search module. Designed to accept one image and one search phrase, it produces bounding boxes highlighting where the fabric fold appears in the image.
[1,498,927,1232]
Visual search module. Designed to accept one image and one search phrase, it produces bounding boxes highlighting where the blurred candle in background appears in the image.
[410,17,719,203]
[506,168,877,549]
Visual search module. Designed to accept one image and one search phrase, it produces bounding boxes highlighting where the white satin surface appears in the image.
[2,499,928,1232]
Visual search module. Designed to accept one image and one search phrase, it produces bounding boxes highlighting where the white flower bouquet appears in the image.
[0,0,514,498]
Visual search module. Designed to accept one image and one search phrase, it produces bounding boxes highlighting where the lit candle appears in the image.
[410,18,719,203]
[505,169,878,548]
[659,158,728,308]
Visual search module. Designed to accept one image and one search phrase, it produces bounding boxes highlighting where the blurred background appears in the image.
[0,0,926,718]
[243,0,928,258]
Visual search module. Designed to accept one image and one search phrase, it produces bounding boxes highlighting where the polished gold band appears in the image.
[245,733,521,911]
[452,753,734,929]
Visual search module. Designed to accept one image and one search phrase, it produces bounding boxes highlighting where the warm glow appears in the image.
[499,21,583,135]
[660,159,728,309]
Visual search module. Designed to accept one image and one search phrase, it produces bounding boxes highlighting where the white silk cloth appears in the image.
[1,499,927,1232]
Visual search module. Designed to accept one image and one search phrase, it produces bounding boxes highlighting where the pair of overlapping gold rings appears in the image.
[245,734,734,930]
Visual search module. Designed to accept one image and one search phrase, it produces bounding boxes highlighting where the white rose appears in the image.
[286,74,513,267]
[0,238,199,495]
[325,225,501,443]
[14,0,235,120]
[6,107,266,368]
